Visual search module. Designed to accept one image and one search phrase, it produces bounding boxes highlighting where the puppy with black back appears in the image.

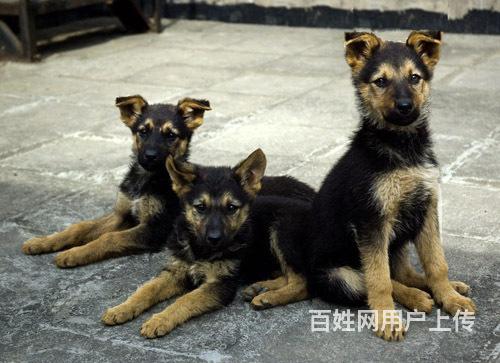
[102,149,315,338]
[22,96,211,267]
[307,31,476,341]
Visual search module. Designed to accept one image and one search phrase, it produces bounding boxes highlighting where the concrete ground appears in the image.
[0,20,499,363]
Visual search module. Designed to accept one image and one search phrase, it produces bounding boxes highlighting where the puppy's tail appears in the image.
[309,266,366,306]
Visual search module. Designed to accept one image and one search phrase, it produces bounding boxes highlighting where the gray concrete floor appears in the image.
[0,20,499,363]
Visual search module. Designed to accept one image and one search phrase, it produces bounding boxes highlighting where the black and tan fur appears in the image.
[22,95,211,268]
[308,31,475,341]
[102,150,315,338]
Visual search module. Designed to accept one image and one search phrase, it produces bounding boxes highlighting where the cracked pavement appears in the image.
[0,20,499,362]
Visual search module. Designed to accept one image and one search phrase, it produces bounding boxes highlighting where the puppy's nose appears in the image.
[144,149,158,161]
[396,99,413,115]
[206,230,222,245]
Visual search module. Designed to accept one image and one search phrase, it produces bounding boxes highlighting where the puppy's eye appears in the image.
[410,74,421,85]
[138,128,148,136]
[226,204,239,214]
[166,131,177,139]
[373,77,388,88]
[194,204,206,213]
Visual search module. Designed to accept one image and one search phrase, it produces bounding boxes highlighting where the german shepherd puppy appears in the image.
[307,31,476,341]
[22,95,211,268]
[102,149,314,338]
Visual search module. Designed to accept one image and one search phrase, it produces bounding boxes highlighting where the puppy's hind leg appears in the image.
[392,246,470,296]
[250,271,308,310]
[392,280,434,313]
[313,265,434,313]
[250,225,309,309]
[243,276,287,302]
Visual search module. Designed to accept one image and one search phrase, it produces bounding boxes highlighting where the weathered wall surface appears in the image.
[162,0,500,34]
[167,0,500,20]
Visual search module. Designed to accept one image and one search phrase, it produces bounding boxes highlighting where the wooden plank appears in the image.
[0,0,107,15]
[0,19,22,56]
[0,0,21,15]
[34,0,107,15]
[154,0,162,33]
[36,16,120,46]
[19,0,37,60]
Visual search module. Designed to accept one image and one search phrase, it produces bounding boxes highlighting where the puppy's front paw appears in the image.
[440,292,476,316]
[22,237,51,255]
[141,315,176,338]
[102,304,137,325]
[375,312,407,342]
[54,248,87,268]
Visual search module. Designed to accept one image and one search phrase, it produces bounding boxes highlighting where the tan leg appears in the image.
[242,276,287,302]
[392,246,429,291]
[392,279,434,313]
[102,268,188,326]
[22,213,124,255]
[414,202,476,315]
[250,271,308,310]
[140,282,225,338]
[392,246,470,296]
[54,224,148,268]
[248,226,309,309]
[360,235,406,342]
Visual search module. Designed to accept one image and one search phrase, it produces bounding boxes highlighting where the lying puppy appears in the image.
[22,95,210,268]
[102,149,315,338]
[308,31,475,341]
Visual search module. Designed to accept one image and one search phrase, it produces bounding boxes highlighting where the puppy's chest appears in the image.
[170,258,239,286]
[372,165,439,219]
[115,192,163,223]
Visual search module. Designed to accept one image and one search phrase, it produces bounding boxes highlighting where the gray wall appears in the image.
[167,0,500,20]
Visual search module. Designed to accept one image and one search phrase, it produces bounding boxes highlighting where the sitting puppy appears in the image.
[102,150,314,338]
[22,95,210,268]
[307,31,475,341]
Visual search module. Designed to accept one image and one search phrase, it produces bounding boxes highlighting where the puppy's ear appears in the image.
[166,156,196,196]
[344,32,382,72]
[406,31,442,70]
[233,149,267,198]
[177,98,211,131]
[115,95,148,128]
